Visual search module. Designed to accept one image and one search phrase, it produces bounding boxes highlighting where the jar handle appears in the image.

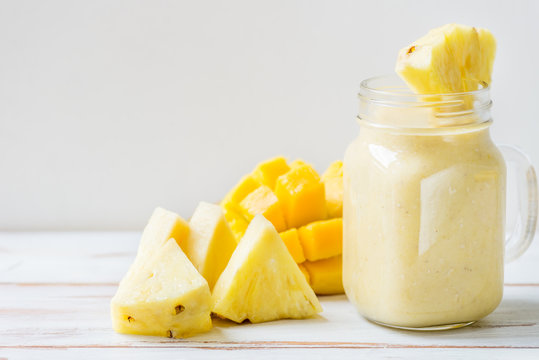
[499,144,538,263]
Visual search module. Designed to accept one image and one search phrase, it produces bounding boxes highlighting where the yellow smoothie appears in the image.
[343,121,505,328]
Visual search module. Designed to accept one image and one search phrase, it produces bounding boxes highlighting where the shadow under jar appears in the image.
[343,75,537,330]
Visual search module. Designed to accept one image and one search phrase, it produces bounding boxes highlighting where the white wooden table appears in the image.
[1,232,538,359]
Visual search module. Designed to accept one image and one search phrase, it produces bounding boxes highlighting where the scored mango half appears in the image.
[221,156,344,294]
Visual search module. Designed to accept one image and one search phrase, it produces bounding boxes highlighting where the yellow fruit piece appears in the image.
[279,228,305,263]
[182,202,237,290]
[303,255,344,295]
[239,185,287,232]
[290,159,309,168]
[252,156,290,189]
[275,164,326,228]
[298,218,342,261]
[111,238,212,338]
[298,263,310,283]
[135,207,190,261]
[396,24,496,94]
[322,161,343,218]
[221,174,261,205]
[222,203,249,242]
[212,215,322,323]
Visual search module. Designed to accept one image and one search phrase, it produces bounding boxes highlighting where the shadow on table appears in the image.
[394,296,539,341]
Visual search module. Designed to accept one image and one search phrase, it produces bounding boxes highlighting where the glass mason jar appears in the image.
[343,75,538,330]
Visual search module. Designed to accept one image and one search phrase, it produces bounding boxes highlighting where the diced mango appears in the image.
[303,255,344,295]
[274,164,326,228]
[290,159,309,168]
[222,203,249,242]
[252,156,290,189]
[322,161,343,218]
[298,263,310,284]
[298,218,342,261]
[279,228,305,263]
[239,185,287,232]
[221,174,261,205]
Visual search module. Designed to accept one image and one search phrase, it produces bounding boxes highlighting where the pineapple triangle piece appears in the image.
[135,207,190,262]
[111,238,212,338]
[212,215,322,323]
[396,23,496,94]
[182,202,237,291]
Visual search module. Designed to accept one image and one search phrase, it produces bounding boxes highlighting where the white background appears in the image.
[1,0,538,230]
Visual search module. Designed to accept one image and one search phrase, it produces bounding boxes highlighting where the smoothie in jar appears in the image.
[342,23,505,329]
[343,99,505,328]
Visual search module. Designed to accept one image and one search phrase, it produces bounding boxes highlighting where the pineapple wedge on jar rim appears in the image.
[395,24,496,94]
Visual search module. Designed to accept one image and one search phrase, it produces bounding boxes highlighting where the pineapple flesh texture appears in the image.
[135,207,190,263]
[183,202,237,291]
[396,24,496,94]
[111,238,212,338]
[212,215,322,323]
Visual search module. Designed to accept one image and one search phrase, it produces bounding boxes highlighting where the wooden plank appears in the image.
[0,284,538,349]
[2,348,539,360]
[1,231,538,358]
[1,232,538,284]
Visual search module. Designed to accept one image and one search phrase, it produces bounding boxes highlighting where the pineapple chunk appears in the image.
[212,215,322,323]
[303,255,344,295]
[111,238,212,338]
[279,228,305,263]
[322,161,343,218]
[182,202,237,290]
[135,207,190,261]
[275,164,326,228]
[396,24,496,94]
[252,156,290,189]
[298,218,342,261]
[239,185,287,232]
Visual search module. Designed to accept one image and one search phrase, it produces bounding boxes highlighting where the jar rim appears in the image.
[357,74,492,130]
[359,74,490,99]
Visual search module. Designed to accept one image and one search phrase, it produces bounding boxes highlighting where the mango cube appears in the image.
[279,228,305,263]
[239,185,287,232]
[252,156,290,189]
[322,161,343,218]
[274,164,326,228]
[298,263,310,283]
[222,174,261,205]
[303,255,344,295]
[298,218,342,261]
[222,203,249,242]
[182,202,237,290]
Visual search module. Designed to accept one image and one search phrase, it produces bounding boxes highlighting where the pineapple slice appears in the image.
[111,238,212,338]
[135,207,190,262]
[212,215,322,323]
[182,202,237,290]
[396,24,496,94]
[322,161,343,218]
